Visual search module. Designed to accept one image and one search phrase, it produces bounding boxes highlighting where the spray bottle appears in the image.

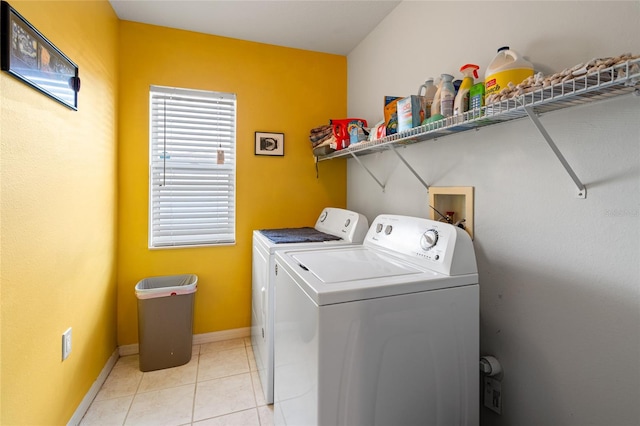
[453,64,480,116]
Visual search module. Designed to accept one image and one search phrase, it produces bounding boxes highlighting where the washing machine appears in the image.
[251,207,368,404]
[273,214,479,426]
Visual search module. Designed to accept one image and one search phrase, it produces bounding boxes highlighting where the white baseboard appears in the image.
[72,327,251,424]
[67,348,119,426]
[192,327,251,345]
[118,342,139,357]
[118,326,251,356]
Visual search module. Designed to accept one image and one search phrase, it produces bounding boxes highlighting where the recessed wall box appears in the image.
[428,186,474,239]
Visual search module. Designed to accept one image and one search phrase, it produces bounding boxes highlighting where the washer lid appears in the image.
[291,247,421,284]
[278,246,477,306]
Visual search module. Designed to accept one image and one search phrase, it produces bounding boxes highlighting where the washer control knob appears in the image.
[385,225,393,235]
[420,229,439,250]
[319,211,328,222]
[376,223,383,233]
[344,219,351,228]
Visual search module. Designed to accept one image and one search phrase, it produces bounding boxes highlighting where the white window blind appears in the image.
[149,85,236,248]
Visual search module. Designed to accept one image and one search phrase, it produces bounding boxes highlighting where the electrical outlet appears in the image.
[62,328,72,361]
[484,377,502,414]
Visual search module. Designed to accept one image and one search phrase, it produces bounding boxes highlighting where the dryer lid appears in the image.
[259,227,342,244]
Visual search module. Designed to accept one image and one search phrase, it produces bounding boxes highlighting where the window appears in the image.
[149,85,236,248]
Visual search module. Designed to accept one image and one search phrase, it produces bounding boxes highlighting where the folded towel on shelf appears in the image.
[312,135,336,156]
[309,123,337,157]
[311,132,332,148]
[310,124,331,134]
[310,125,332,142]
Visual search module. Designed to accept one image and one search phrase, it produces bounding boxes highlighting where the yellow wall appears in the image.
[117,22,347,344]
[0,0,119,424]
[0,4,346,422]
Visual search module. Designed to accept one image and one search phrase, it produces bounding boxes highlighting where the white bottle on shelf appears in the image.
[417,78,437,120]
[430,76,443,117]
[440,74,455,118]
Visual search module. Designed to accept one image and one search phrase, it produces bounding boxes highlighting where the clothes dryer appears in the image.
[274,215,479,425]
[251,207,368,404]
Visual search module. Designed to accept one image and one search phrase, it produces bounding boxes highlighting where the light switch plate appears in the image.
[62,328,72,361]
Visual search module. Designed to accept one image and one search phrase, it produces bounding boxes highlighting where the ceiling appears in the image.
[109,0,401,55]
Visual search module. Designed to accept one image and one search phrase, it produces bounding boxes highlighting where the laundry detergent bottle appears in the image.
[485,46,533,97]
[439,74,456,118]
[453,64,479,116]
[417,78,437,119]
[429,76,443,118]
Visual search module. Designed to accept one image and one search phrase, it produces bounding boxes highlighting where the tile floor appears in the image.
[80,337,273,426]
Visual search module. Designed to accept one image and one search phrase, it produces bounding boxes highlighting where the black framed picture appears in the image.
[0,1,80,110]
[255,132,284,156]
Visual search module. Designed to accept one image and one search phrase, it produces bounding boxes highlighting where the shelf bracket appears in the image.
[349,152,386,191]
[524,106,587,199]
[390,145,430,191]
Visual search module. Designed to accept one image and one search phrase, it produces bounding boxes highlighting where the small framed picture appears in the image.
[0,1,80,110]
[255,132,284,156]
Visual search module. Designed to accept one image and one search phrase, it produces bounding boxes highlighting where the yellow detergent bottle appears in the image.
[485,46,533,97]
[453,64,480,116]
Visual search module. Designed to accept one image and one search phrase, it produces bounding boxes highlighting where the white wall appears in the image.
[346,2,640,425]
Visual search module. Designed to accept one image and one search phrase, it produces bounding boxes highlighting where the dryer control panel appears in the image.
[314,207,369,243]
[365,215,477,276]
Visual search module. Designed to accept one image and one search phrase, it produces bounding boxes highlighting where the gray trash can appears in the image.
[135,274,197,372]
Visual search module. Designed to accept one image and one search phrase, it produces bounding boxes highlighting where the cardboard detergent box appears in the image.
[384,96,402,136]
[397,95,426,133]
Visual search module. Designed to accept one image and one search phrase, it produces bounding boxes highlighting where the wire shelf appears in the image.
[318,58,640,161]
